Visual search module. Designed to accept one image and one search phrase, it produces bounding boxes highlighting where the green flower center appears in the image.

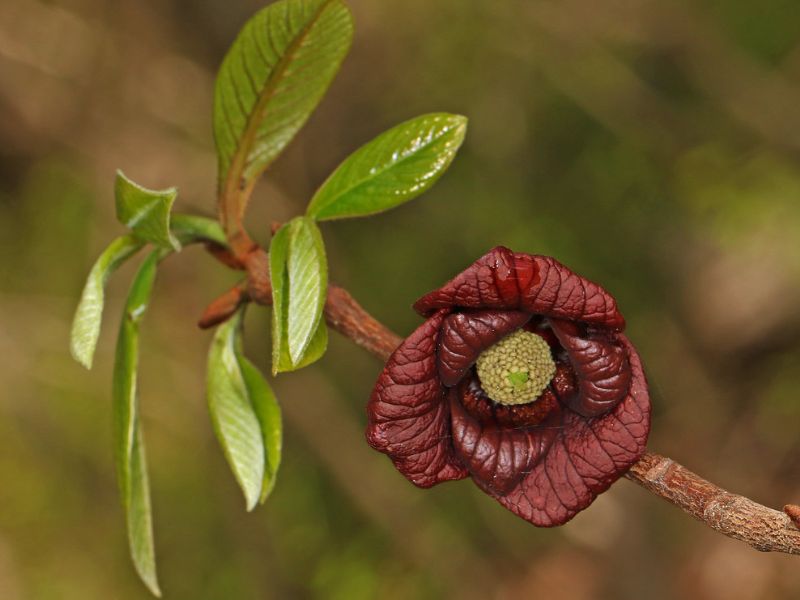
[475,329,556,405]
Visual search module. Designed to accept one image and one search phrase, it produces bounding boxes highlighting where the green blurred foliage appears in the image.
[1,0,799,598]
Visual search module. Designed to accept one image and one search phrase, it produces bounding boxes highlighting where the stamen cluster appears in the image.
[475,330,556,405]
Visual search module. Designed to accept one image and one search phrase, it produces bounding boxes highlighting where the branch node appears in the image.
[646,456,674,488]
[198,282,247,329]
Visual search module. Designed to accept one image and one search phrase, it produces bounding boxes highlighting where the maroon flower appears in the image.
[366,247,651,526]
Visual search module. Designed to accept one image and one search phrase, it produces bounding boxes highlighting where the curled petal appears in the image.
[491,335,650,526]
[366,309,468,487]
[438,310,531,386]
[414,247,624,329]
[449,390,559,495]
[549,319,631,417]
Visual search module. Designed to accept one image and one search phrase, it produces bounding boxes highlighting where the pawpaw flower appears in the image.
[366,247,651,526]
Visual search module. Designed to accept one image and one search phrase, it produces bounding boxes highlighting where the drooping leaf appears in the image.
[127,427,158,594]
[214,0,353,227]
[237,352,282,503]
[70,235,145,369]
[112,249,164,597]
[207,312,268,510]
[269,217,328,373]
[306,113,468,221]
[115,171,179,250]
[170,214,228,247]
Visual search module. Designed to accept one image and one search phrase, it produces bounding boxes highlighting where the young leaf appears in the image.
[287,217,328,364]
[269,217,328,373]
[115,171,179,250]
[70,235,145,369]
[112,249,164,597]
[274,319,329,375]
[306,113,468,221]
[207,312,268,510]
[214,0,353,228]
[170,214,228,247]
[291,320,327,371]
[269,223,291,374]
[127,428,159,596]
[237,352,282,503]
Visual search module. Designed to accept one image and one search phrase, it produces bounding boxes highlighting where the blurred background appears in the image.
[2,0,800,597]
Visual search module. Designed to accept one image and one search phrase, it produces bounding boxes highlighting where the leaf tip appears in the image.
[138,571,162,598]
[70,343,94,370]
[259,481,277,506]
[69,318,97,369]
[449,113,468,138]
[131,542,161,597]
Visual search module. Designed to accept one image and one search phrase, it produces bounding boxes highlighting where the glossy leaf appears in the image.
[112,249,163,597]
[70,235,144,369]
[170,214,227,247]
[208,312,277,510]
[306,113,468,221]
[115,171,179,250]
[269,217,328,373]
[214,0,353,224]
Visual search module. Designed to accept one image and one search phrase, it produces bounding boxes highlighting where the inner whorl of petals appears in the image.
[475,330,556,406]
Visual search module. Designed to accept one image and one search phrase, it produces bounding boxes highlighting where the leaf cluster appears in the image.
[69,0,467,594]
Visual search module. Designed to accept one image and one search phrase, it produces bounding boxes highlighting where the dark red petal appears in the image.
[491,334,650,526]
[414,247,625,329]
[366,309,468,487]
[549,319,631,417]
[449,390,559,495]
[438,310,531,386]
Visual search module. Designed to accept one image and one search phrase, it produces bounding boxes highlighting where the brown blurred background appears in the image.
[2,0,800,598]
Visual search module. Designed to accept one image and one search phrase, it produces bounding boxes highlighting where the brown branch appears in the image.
[625,453,800,555]
[323,285,403,361]
[200,246,800,555]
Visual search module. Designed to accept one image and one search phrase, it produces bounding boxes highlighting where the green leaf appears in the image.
[287,218,327,363]
[292,319,327,370]
[214,0,353,226]
[115,171,179,250]
[207,312,269,510]
[269,222,291,374]
[237,353,282,503]
[269,217,328,373]
[70,235,145,369]
[170,214,228,247]
[275,320,328,375]
[70,214,224,371]
[306,113,468,221]
[127,428,159,595]
[112,249,163,597]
